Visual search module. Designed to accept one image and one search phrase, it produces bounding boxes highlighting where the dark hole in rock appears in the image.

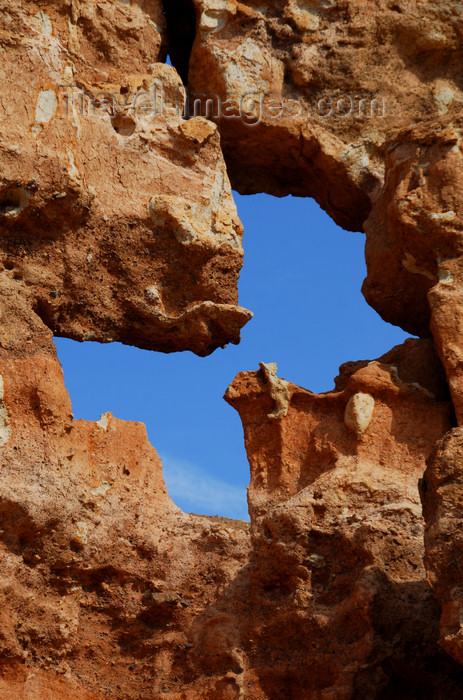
[111,114,136,136]
[0,187,30,218]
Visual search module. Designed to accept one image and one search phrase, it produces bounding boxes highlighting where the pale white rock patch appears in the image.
[0,375,11,446]
[344,393,375,438]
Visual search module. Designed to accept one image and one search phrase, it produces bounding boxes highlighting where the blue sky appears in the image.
[55,193,408,521]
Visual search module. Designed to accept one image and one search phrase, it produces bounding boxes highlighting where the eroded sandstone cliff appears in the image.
[3,303,463,698]
[184,0,463,229]
[0,0,463,698]
[0,0,251,356]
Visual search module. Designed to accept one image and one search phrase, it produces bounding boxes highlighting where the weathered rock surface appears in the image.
[221,341,463,698]
[362,118,463,425]
[176,0,463,430]
[2,306,463,698]
[178,0,463,431]
[422,429,463,670]
[0,286,252,698]
[226,340,453,517]
[173,3,463,688]
[180,0,463,231]
[1,0,463,698]
[0,0,251,356]
[362,118,462,336]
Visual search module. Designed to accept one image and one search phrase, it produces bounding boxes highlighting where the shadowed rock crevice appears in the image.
[163,0,197,84]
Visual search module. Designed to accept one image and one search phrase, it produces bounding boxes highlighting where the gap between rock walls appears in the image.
[55,191,410,524]
[48,2,414,514]
[162,0,197,83]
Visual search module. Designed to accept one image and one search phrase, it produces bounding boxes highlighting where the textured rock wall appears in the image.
[184,0,463,230]
[3,309,463,698]
[0,0,251,356]
[1,0,463,698]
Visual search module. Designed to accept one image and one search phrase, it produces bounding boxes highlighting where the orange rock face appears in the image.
[182,0,463,230]
[421,429,463,669]
[222,341,463,698]
[2,302,463,697]
[0,0,251,356]
[1,0,463,698]
[0,285,252,699]
[226,340,453,517]
[362,119,463,426]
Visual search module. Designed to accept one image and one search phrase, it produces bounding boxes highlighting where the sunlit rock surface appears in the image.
[0,0,462,698]
[1,301,462,697]
[180,0,463,231]
[0,0,251,356]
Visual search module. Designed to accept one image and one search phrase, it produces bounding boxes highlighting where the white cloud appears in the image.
[161,453,250,522]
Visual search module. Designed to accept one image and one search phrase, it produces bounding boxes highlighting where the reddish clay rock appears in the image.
[177,0,463,425]
[362,117,463,335]
[421,429,463,669]
[0,286,252,699]
[0,0,251,356]
[219,339,463,697]
[362,117,463,420]
[2,1,463,697]
[178,0,463,230]
[226,339,453,516]
[0,663,102,700]
[1,301,463,697]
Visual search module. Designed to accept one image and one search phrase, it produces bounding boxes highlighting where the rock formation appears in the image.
[3,305,463,697]
[422,429,463,671]
[0,0,463,698]
[0,0,251,356]
[185,0,463,230]
[363,118,463,426]
[224,342,463,698]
